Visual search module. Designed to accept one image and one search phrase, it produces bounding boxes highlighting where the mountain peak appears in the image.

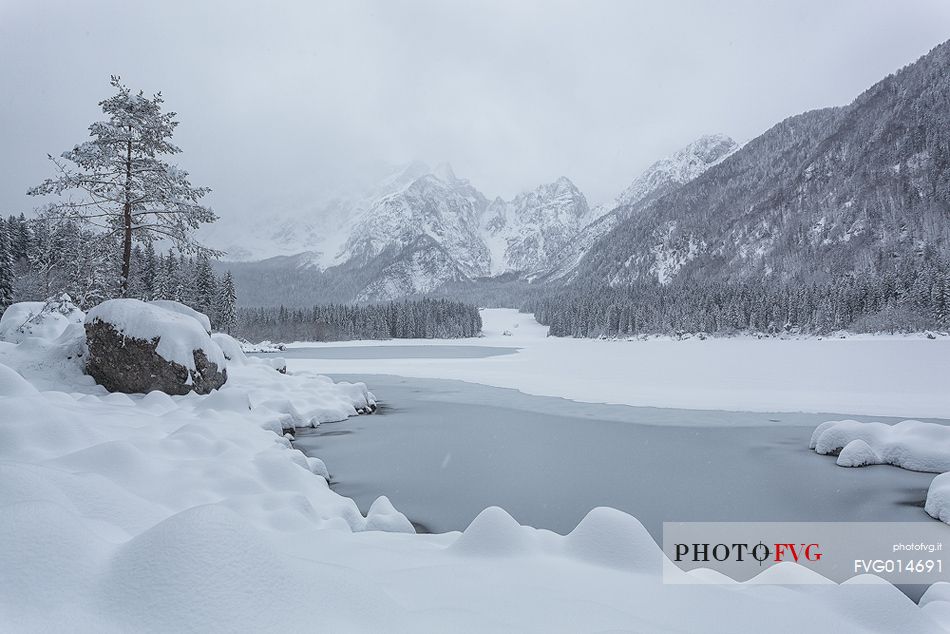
[604,133,739,212]
[432,162,457,184]
[677,134,738,164]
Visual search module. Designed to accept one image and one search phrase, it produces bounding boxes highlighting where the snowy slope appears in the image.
[340,166,490,276]
[541,134,738,282]
[3,305,950,631]
[480,176,591,276]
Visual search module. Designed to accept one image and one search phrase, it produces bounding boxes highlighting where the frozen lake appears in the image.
[294,371,944,538]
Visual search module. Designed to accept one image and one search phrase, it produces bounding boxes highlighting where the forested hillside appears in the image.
[535,40,950,336]
[234,298,482,342]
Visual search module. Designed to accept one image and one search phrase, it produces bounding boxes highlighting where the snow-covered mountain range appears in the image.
[217,135,735,303]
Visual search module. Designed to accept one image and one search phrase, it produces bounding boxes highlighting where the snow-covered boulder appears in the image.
[0,295,84,344]
[84,299,227,395]
[836,439,881,467]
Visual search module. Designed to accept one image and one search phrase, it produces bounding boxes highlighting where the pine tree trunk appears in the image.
[121,133,133,296]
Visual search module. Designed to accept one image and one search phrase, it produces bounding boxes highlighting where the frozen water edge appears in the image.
[285,309,950,419]
[3,305,950,630]
[299,374,946,537]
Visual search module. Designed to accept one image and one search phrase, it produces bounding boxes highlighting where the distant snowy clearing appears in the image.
[284,308,950,419]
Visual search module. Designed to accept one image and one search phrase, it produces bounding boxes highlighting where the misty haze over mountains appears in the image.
[218,135,739,305]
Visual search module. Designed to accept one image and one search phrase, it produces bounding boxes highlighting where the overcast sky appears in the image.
[2,0,950,224]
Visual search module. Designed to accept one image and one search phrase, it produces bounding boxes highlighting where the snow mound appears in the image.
[306,456,330,479]
[836,439,881,467]
[211,332,248,364]
[921,581,950,607]
[86,299,225,371]
[746,561,836,585]
[364,496,415,533]
[452,506,537,556]
[563,507,660,572]
[0,363,38,396]
[148,299,212,334]
[812,419,950,472]
[0,295,84,343]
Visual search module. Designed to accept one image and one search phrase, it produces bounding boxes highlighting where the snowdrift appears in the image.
[0,299,948,630]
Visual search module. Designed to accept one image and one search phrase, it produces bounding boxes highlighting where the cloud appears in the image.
[1,0,948,225]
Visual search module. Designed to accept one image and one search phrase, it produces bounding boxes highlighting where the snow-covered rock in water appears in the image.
[812,419,950,525]
[0,295,84,344]
[812,419,950,472]
[240,340,285,353]
[926,472,950,523]
[836,439,881,467]
[85,299,227,395]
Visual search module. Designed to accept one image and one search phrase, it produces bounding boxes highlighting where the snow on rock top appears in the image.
[148,300,212,334]
[85,299,225,371]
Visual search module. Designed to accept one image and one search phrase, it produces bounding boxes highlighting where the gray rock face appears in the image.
[85,319,227,395]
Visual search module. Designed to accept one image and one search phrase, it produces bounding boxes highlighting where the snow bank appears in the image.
[86,299,225,371]
[0,295,84,344]
[1,312,948,630]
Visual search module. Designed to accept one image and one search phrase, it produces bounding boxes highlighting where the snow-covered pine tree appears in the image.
[58,220,114,308]
[27,76,218,295]
[216,271,237,333]
[0,218,15,310]
[192,254,217,323]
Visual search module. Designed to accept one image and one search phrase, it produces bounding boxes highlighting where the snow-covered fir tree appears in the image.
[234,299,482,342]
[192,254,217,324]
[0,218,15,310]
[216,271,237,334]
[0,216,238,320]
[27,76,217,295]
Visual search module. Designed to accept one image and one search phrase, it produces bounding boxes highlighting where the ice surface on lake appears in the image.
[291,308,950,419]
[2,303,950,630]
[298,374,941,537]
